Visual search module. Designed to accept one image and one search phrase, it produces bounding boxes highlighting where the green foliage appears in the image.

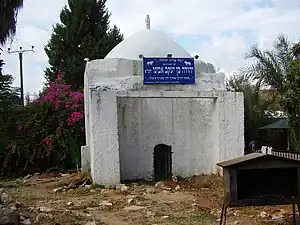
[281,41,300,150]
[0,0,125,177]
[0,58,22,174]
[0,50,21,108]
[0,74,21,109]
[0,74,85,177]
[292,42,300,58]
[241,34,293,96]
[44,0,123,90]
[237,34,300,151]
[289,129,300,151]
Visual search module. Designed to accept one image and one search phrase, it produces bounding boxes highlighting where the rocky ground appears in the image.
[0,172,297,225]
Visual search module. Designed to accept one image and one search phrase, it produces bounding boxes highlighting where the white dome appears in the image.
[105,30,191,60]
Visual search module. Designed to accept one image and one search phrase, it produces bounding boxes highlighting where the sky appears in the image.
[1,0,300,95]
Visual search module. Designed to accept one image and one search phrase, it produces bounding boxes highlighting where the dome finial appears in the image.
[145,15,151,30]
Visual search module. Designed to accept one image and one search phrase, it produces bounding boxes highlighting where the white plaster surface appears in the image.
[105,30,192,60]
[87,58,217,81]
[84,63,91,147]
[81,145,90,172]
[89,90,120,185]
[117,92,244,180]
[83,58,244,185]
[118,97,215,180]
[217,92,245,170]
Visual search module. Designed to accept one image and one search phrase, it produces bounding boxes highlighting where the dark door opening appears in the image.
[153,144,172,181]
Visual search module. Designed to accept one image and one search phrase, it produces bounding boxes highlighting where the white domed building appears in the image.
[105,29,192,60]
[81,15,244,186]
[105,15,215,73]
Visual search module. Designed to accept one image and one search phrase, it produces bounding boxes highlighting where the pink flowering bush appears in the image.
[66,112,84,126]
[1,73,85,176]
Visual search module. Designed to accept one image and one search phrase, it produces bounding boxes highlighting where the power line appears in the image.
[7,46,35,106]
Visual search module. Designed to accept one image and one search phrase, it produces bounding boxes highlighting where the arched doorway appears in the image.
[153,144,172,181]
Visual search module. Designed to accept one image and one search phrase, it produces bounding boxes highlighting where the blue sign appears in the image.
[143,57,195,84]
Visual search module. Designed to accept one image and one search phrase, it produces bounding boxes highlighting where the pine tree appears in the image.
[0,57,21,109]
[44,0,123,90]
[0,54,20,162]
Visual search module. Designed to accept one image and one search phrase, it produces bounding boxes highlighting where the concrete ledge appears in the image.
[117,90,223,98]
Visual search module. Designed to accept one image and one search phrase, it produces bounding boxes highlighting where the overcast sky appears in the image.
[1,0,300,95]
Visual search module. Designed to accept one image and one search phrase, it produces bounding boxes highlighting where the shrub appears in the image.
[1,73,85,177]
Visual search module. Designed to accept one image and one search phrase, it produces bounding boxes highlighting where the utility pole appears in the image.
[8,46,34,106]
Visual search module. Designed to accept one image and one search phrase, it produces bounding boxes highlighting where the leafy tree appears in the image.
[44,0,123,90]
[241,34,293,95]
[281,41,300,150]
[0,0,23,45]
[0,56,21,172]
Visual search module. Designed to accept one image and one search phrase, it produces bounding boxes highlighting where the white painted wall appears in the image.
[117,92,243,181]
[117,97,215,180]
[89,90,120,185]
[85,58,224,91]
[81,58,226,174]
[217,92,245,161]
[83,58,244,185]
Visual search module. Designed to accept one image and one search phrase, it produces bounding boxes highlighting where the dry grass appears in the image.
[0,172,296,225]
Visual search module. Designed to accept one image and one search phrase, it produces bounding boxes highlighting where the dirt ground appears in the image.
[0,172,297,225]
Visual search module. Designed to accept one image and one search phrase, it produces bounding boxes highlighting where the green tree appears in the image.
[0,57,21,169]
[44,0,123,90]
[281,41,300,150]
[0,61,21,109]
[293,42,300,59]
[0,0,23,45]
[241,34,293,95]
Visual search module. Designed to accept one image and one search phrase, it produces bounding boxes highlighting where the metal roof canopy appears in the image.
[258,119,289,130]
[217,153,299,168]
